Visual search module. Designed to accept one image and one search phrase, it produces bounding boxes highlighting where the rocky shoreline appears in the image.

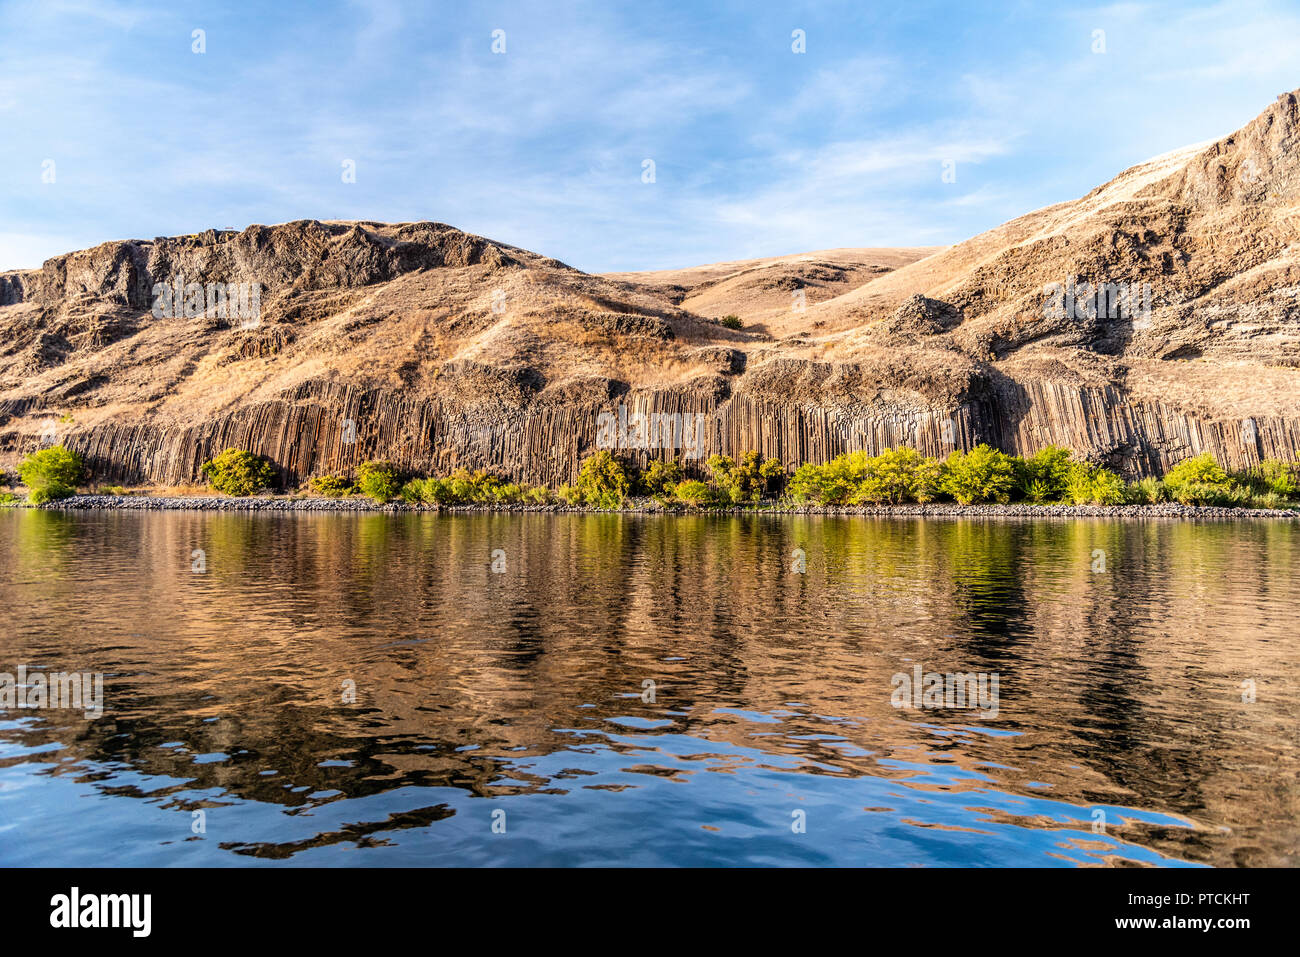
[26,494,1300,519]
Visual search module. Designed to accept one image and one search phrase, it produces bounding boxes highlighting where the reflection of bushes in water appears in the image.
[929,521,1032,647]
[4,509,79,580]
[393,513,640,625]
[1161,519,1295,607]
[1054,521,1143,635]
[184,514,421,616]
[309,514,438,619]
[198,514,300,586]
[817,516,941,585]
[350,512,404,570]
[633,516,936,634]
[556,513,633,605]
[641,514,783,591]
[463,514,796,646]
[933,520,1022,579]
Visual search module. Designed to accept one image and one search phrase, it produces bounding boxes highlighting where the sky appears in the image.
[2,0,1299,273]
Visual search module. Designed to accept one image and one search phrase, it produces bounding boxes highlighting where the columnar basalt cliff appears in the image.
[2,90,1299,486]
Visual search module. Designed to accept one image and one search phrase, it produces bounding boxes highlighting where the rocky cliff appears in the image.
[2,89,1299,486]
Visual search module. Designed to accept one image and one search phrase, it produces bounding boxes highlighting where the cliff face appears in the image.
[2,91,1300,486]
[57,377,1300,489]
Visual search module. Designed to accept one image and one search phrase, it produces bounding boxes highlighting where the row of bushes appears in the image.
[8,444,1300,511]
[200,449,783,508]
[787,446,1300,509]
[276,446,1300,510]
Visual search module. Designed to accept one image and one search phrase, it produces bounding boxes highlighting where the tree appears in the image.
[18,445,85,503]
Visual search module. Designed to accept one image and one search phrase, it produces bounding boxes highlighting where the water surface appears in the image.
[1,509,1296,866]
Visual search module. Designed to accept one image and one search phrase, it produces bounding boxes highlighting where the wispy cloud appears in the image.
[0,0,1296,272]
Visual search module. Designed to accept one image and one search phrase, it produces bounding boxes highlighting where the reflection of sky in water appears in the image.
[0,708,1204,867]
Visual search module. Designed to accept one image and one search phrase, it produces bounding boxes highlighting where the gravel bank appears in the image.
[32,495,1300,519]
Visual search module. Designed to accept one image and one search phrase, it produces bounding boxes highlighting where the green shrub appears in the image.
[309,474,354,498]
[444,470,474,502]
[640,459,683,500]
[940,444,1017,504]
[427,478,459,505]
[853,447,944,504]
[785,449,939,506]
[1163,454,1231,504]
[1167,481,1230,506]
[399,477,461,506]
[1021,479,1054,503]
[494,482,527,504]
[1064,462,1128,505]
[0,491,20,506]
[786,452,870,505]
[405,473,530,506]
[522,484,552,505]
[488,482,552,505]
[1128,476,1167,504]
[573,451,631,509]
[786,462,825,504]
[706,450,783,504]
[199,448,275,496]
[787,462,840,505]
[1258,460,1299,497]
[1250,490,1291,510]
[399,478,429,504]
[443,468,503,503]
[673,479,714,507]
[18,445,86,503]
[356,460,402,503]
[558,483,583,506]
[1016,446,1073,502]
[720,314,743,330]
[1221,484,1253,508]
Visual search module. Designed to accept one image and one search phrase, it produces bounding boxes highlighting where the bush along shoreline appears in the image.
[7,444,1300,517]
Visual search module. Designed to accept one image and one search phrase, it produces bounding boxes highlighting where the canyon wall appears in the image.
[24,374,1296,488]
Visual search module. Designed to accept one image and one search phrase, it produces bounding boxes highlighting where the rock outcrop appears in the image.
[2,90,1300,486]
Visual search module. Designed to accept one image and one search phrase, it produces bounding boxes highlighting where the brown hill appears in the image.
[603,246,936,337]
[2,90,1299,486]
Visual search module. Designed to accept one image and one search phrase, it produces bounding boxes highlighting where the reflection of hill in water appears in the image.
[0,510,1296,865]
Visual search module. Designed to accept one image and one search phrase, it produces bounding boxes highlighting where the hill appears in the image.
[2,90,1298,486]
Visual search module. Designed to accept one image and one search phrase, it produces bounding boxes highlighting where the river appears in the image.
[1,509,1295,866]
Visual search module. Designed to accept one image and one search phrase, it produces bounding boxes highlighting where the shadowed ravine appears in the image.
[0,510,1296,866]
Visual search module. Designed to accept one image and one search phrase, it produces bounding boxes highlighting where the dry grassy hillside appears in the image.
[604,246,937,337]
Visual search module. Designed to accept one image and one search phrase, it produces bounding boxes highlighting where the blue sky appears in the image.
[2,0,1299,273]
